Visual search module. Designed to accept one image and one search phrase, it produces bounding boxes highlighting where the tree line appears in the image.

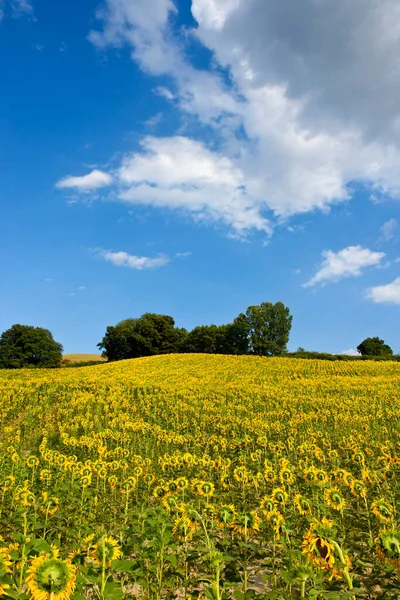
[0,303,396,368]
[97,302,292,361]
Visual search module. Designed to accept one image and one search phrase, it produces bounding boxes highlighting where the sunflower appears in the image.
[271,487,288,505]
[350,479,367,499]
[216,504,237,528]
[39,492,59,516]
[376,529,400,569]
[260,496,275,516]
[120,477,136,494]
[233,511,261,536]
[26,550,76,600]
[162,494,180,513]
[279,468,295,485]
[301,518,336,572]
[233,466,248,483]
[40,469,52,483]
[176,477,188,491]
[266,509,284,540]
[0,546,12,574]
[198,482,215,498]
[325,488,346,512]
[107,475,118,489]
[303,468,317,485]
[164,480,178,494]
[144,473,155,486]
[91,536,122,568]
[264,468,277,484]
[315,469,329,486]
[79,475,92,489]
[1,475,15,491]
[153,485,166,499]
[294,494,312,516]
[371,498,393,523]
[203,504,216,520]
[26,456,40,469]
[172,515,197,541]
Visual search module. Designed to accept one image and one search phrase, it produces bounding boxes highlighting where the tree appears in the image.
[98,314,187,361]
[182,324,231,354]
[245,301,292,356]
[0,324,63,369]
[357,337,393,357]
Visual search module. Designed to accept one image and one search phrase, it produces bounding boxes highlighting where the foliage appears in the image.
[99,302,292,361]
[357,337,393,357]
[1,354,400,598]
[245,302,292,356]
[0,324,63,369]
[97,314,187,361]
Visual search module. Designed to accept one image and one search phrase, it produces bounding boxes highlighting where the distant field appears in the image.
[62,353,107,363]
[2,355,400,598]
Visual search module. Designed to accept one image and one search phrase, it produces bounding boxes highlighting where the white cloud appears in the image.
[175,251,191,258]
[87,0,400,233]
[99,249,170,270]
[153,86,174,100]
[366,277,400,304]
[303,246,386,288]
[144,112,163,127]
[341,348,359,356]
[0,0,33,20]
[117,136,270,234]
[380,218,397,241]
[56,169,112,191]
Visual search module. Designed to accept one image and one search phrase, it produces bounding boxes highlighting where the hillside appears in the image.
[1,354,400,598]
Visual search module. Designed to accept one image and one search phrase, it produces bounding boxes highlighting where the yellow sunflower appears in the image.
[91,536,122,568]
[324,488,346,512]
[371,498,393,523]
[26,550,76,600]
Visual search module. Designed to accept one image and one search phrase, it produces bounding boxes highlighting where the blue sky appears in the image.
[1,0,400,355]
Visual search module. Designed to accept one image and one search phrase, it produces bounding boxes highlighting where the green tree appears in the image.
[0,324,63,369]
[98,314,187,361]
[357,336,393,357]
[245,301,292,356]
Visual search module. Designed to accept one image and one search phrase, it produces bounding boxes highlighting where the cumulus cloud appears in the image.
[303,246,386,288]
[366,277,400,304]
[86,0,400,234]
[99,249,170,270]
[380,218,397,241]
[56,169,112,191]
[117,136,270,234]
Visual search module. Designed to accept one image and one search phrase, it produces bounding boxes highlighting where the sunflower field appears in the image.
[1,354,400,600]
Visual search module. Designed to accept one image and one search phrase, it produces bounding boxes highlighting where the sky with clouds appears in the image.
[1,0,400,354]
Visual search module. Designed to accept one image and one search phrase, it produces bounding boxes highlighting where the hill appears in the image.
[1,354,400,598]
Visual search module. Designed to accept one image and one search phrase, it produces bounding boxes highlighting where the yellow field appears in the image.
[62,353,107,363]
[1,354,400,599]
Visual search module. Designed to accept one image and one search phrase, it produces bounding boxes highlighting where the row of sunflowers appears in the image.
[1,354,400,598]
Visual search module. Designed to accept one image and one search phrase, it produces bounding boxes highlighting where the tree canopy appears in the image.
[0,324,63,369]
[98,301,293,361]
[357,336,393,357]
[97,313,187,361]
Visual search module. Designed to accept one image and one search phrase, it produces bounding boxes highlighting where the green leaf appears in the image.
[110,559,135,573]
[103,581,123,600]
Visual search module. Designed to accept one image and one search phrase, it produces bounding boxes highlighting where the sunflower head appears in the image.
[376,529,400,568]
[26,553,76,599]
[217,504,237,527]
[371,498,393,523]
[294,494,312,516]
[233,511,261,536]
[91,536,122,568]
[325,487,346,512]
